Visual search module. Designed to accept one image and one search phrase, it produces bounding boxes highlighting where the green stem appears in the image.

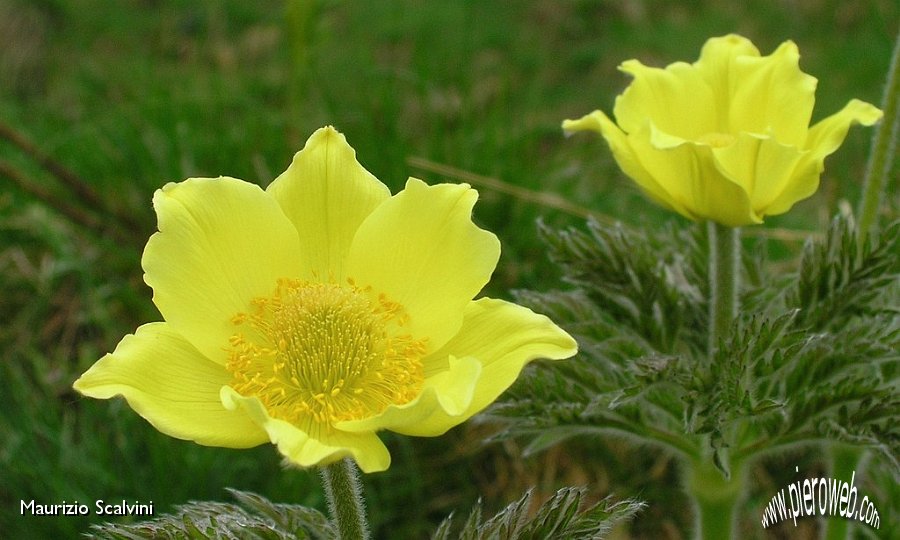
[690,222,742,539]
[320,459,370,540]
[708,221,740,356]
[857,30,900,239]
[687,458,745,540]
[832,30,898,540]
[822,446,864,540]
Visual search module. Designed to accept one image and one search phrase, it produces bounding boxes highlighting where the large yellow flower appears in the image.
[563,34,883,226]
[74,126,576,473]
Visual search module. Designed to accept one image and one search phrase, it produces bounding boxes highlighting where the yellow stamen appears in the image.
[226,279,426,429]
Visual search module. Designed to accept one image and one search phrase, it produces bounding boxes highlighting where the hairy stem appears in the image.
[708,222,740,356]
[827,30,899,540]
[823,446,864,540]
[858,30,900,239]
[687,458,745,540]
[320,459,370,540]
[690,222,743,539]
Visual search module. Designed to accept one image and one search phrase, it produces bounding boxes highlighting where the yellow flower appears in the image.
[563,34,883,226]
[74,127,576,473]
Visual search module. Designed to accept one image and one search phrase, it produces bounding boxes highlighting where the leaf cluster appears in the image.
[432,487,644,540]
[87,487,644,540]
[789,217,900,330]
[489,215,900,476]
[533,218,707,354]
[87,489,336,540]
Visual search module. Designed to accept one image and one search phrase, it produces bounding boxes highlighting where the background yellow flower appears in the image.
[564,34,883,226]
[73,127,576,473]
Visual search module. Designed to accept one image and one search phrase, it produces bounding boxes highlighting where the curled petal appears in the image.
[340,298,577,437]
[805,99,884,158]
[335,355,481,437]
[764,99,884,216]
[221,387,391,473]
[563,111,688,217]
[73,323,266,448]
[424,298,576,424]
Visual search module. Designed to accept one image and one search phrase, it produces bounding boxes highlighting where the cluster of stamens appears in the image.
[226,278,426,429]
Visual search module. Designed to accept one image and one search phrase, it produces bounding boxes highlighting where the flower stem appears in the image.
[687,458,745,539]
[320,459,370,540]
[692,222,742,539]
[858,30,900,239]
[708,221,739,355]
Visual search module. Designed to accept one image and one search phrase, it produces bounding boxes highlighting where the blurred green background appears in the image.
[1,0,895,538]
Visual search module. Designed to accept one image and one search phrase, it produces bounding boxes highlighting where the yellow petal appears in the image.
[73,323,267,448]
[341,298,577,437]
[563,111,688,217]
[267,126,391,282]
[631,123,760,226]
[805,99,883,158]
[709,132,804,213]
[426,298,577,418]
[765,99,883,216]
[346,178,500,351]
[693,34,761,130]
[728,40,817,146]
[563,35,883,226]
[142,177,303,364]
[220,387,391,473]
[695,34,761,77]
[615,59,717,139]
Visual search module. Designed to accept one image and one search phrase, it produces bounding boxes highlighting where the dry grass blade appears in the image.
[407,155,613,224]
[0,120,144,234]
[408,155,818,242]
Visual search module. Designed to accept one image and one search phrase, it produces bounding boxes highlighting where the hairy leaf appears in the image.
[789,217,900,330]
[432,487,644,540]
[87,490,336,540]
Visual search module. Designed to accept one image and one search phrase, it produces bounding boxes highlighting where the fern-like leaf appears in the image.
[789,216,900,330]
[87,490,336,540]
[432,487,644,540]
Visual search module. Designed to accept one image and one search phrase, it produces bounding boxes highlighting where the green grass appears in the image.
[1,0,896,538]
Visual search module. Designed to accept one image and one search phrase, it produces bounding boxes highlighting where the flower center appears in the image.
[698,132,736,148]
[226,278,426,428]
